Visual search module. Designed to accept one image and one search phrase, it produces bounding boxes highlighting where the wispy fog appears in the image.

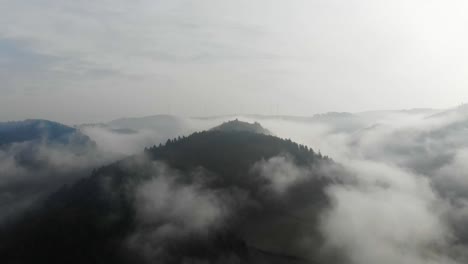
[76,108,468,263]
[3,107,468,263]
[225,108,468,263]
[0,140,109,222]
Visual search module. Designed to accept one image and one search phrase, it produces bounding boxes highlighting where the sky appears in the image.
[1,0,468,124]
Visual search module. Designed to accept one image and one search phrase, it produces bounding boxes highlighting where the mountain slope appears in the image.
[0,128,335,264]
[108,114,189,134]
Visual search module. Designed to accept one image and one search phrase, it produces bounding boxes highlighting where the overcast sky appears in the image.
[1,0,468,124]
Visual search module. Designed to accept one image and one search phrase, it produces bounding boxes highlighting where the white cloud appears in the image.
[252,155,310,194]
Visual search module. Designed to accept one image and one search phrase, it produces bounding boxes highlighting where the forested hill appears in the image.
[1,127,335,264]
[145,130,328,180]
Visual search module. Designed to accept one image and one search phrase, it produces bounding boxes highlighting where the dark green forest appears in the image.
[0,123,336,264]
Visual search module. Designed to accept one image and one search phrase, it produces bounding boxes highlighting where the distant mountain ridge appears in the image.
[192,109,439,122]
[0,119,94,148]
[426,104,468,119]
[0,119,72,144]
[108,114,188,133]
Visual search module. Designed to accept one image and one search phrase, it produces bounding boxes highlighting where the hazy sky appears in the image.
[1,0,468,124]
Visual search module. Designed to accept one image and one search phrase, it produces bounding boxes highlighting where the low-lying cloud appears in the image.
[5,108,468,263]
[196,108,468,263]
[105,110,468,263]
[320,160,455,264]
[125,160,238,263]
[0,136,113,223]
[252,155,311,194]
[133,163,228,234]
[238,109,468,264]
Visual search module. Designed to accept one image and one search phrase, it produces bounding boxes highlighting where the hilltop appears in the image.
[0,123,334,264]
